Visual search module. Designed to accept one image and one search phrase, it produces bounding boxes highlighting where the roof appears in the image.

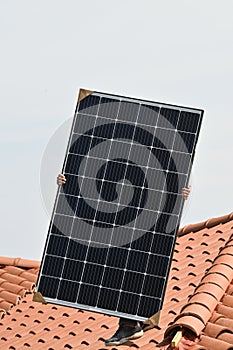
[0,212,233,349]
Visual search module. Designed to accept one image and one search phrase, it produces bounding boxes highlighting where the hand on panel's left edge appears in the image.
[57,173,67,186]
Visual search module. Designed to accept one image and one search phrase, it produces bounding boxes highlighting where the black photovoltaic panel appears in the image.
[37,89,203,321]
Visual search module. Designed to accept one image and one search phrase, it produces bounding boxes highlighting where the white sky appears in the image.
[1,1,233,260]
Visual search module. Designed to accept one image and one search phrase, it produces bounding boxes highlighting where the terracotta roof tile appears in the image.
[0,257,40,269]
[164,237,233,334]
[211,313,233,329]
[198,335,233,350]
[0,300,12,313]
[178,211,233,236]
[3,265,37,282]
[0,261,38,319]
[0,269,36,290]
[0,212,233,349]
[222,294,233,308]
[0,288,21,305]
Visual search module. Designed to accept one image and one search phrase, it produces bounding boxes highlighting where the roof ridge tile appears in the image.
[178,212,233,237]
[0,257,40,269]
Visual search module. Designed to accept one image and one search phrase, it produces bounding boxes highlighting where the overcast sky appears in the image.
[1,1,233,261]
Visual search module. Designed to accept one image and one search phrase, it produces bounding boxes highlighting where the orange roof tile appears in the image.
[0,257,40,269]
[0,212,233,349]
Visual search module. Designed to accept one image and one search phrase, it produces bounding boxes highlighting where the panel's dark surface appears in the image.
[37,90,203,321]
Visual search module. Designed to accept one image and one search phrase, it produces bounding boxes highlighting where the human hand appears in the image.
[57,174,66,186]
[176,336,198,350]
[157,336,197,350]
[182,185,191,200]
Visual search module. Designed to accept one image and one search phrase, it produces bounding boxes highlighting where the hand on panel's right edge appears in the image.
[182,185,191,200]
[57,173,66,186]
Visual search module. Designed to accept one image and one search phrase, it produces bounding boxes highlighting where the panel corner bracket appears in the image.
[78,88,94,103]
[32,289,47,304]
[143,310,161,330]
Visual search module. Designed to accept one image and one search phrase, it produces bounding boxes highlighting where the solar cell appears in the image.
[36,89,203,321]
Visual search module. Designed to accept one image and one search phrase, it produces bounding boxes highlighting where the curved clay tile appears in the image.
[216,304,233,319]
[217,331,233,345]
[0,257,22,267]
[0,257,40,269]
[161,235,233,348]
[29,267,40,275]
[0,271,35,291]
[3,266,37,283]
[0,270,24,283]
[0,298,13,312]
[0,289,21,305]
[210,311,233,329]
[0,288,21,305]
[200,272,230,288]
[0,280,26,297]
[199,334,233,350]
[179,303,212,325]
[219,248,233,259]
[165,314,205,336]
[20,280,35,290]
[178,221,207,236]
[221,294,233,308]
[204,322,229,338]
[188,292,218,312]
[214,254,233,268]
[206,214,230,228]
[194,282,225,301]
[178,212,233,237]
[207,263,233,277]
[215,317,233,329]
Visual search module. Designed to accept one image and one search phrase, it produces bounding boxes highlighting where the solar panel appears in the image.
[36,89,203,321]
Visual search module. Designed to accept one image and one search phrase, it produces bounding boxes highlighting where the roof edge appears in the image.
[178,212,233,237]
[0,257,40,269]
[2,212,233,268]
